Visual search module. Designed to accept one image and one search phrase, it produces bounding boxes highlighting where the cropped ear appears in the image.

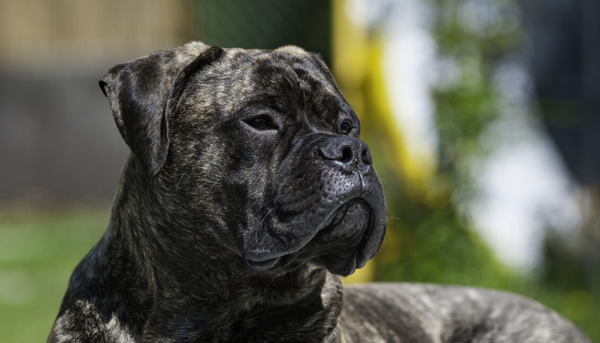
[99,43,224,179]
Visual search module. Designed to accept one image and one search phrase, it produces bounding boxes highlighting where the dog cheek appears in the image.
[220,182,253,248]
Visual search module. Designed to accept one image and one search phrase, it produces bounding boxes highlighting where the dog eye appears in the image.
[340,121,352,134]
[246,116,274,131]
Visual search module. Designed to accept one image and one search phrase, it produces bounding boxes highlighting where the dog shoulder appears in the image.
[337,283,590,343]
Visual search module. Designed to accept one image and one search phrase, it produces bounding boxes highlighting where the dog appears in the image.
[48,42,591,343]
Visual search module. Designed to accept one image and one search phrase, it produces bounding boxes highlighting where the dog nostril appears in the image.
[341,146,353,163]
[362,149,372,165]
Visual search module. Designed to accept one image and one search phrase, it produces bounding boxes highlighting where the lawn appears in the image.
[0,209,108,342]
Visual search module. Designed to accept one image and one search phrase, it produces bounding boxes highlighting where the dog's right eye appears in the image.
[246,116,274,131]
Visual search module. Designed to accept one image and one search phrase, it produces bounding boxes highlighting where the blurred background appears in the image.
[0,0,598,341]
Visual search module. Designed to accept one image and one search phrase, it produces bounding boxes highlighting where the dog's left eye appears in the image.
[340,121,352,134]
[246,116,275,131]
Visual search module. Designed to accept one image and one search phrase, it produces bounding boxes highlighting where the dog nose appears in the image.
[319,137,372,169]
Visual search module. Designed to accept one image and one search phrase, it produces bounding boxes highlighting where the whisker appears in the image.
[175,172,188,195]
[259,208,276,228]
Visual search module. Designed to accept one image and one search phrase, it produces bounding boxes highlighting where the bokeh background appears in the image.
[0,0,598,341]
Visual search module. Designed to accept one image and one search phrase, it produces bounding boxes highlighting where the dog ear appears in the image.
[99,43,224,179]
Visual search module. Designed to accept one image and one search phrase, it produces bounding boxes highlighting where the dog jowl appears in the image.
[48,42,386,342]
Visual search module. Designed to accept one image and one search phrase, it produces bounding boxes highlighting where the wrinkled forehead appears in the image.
[184,47,353,121]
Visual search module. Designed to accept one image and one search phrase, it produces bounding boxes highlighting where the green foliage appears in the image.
[364,1,598,340]
[365,0,521,288]
[432,0,521,182]
[373,188,511,288]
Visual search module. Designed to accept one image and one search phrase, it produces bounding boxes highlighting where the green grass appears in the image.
[0,209,108,343]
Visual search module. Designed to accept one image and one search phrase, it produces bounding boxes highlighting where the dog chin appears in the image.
[317,249,360,276]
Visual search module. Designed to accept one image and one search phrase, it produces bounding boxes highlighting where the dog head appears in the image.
[100,42,386,276]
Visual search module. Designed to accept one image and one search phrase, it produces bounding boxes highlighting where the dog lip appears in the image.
[243,189,384,274]
[355,206,376,268]
[245,256,280,271]
[318,198,370,235]
[319,202,350,231]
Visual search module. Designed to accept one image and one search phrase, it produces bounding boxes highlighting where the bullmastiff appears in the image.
[48,42,591,343]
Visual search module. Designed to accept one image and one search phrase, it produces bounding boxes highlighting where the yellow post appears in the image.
[331,0,373,284]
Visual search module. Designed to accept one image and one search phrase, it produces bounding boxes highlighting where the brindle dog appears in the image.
[48,42,591,343]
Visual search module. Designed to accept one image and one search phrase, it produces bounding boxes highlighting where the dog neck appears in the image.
[84,157,345,342]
